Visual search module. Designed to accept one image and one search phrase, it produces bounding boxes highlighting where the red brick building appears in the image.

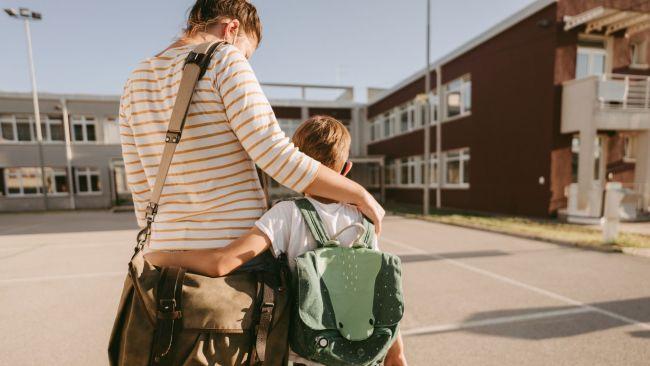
[364,0,650,219]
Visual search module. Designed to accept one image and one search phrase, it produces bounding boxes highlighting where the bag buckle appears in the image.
[157,299,182,320]
[184,51,205,66]
[145,202,158,223]
[261,302,274,314]
[165,130,181,144]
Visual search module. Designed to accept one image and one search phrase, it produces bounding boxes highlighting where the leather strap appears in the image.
[253,272,275,364]
[150,267,186,366]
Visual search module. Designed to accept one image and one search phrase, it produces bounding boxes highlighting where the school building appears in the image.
[364,0,650,219]
[0,85,369,212]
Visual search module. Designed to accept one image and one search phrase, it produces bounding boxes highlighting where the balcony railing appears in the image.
[260,83,354,102]
[597,73,650,110]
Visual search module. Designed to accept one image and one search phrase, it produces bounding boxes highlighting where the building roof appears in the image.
[0,91,120,102]
[368,0,557,105]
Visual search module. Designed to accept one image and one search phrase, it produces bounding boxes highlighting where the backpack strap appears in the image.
[360,218,375,248]
[294,198,331,248]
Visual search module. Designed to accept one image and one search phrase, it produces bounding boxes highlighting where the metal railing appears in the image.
[597,73,650,110]
[260,83,354,102]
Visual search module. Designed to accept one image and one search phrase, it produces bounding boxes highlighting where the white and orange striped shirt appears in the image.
[119,44,320,250]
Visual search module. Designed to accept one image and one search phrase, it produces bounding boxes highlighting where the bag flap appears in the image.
[130,253,259,332]
[295,249,404,340]
[181,272,258,331]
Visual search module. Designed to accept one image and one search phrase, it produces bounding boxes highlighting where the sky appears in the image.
[1,0,537,102]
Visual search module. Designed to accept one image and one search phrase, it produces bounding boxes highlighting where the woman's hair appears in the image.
[185,0,262,43]
[292,115,351,170]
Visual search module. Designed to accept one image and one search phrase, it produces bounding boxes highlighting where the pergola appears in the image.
[563,6,650,37]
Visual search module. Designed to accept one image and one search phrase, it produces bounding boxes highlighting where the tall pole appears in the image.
[423,0,432,215]
[24,17,48,209]
[436,65,442,209]
[60,98,75,210]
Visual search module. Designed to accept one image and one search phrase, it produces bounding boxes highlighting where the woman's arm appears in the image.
[145,227,271,277]
[213,47,384,233]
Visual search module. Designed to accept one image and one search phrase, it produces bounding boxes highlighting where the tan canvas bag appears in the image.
[108,41,290,366]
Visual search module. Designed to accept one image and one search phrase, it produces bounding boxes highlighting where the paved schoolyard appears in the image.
[0,211,649,365]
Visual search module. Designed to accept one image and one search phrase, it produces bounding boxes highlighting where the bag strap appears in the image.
[361,218,375,248]
[252,273,275,364]
[134,41,225,252]
[150,266,186,366]
[294,198,331,248]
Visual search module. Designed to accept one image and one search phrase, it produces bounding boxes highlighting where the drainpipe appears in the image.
[60,98,75,210]
[436,65,443,209]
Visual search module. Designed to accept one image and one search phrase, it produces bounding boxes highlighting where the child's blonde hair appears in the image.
[292,115,351,171]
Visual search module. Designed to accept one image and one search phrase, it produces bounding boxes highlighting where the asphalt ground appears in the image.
[1,211,649,365]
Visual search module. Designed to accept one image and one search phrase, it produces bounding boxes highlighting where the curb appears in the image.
[391,212,623,254]
[621,247,650,258]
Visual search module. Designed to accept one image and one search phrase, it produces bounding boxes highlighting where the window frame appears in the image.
[71,116,98,143]
[443,148,470,189]
[277,118,302,138]
[3,167,44,197]
[75,167,102,195]
[444,75,472,120]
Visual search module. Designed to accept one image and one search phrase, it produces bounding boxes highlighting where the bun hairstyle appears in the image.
[185,0,262,43]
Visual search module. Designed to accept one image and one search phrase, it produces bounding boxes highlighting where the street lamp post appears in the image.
[4,8,48,209]
[423,0,432,215]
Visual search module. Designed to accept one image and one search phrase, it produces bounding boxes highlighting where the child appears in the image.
[145,115,407,366]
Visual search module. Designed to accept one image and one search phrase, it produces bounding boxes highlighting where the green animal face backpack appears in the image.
[289,198,404,366]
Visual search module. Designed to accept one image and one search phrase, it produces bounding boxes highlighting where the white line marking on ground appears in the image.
[402,307,593,336]
[0,271,124,285]
[381,236,650,332]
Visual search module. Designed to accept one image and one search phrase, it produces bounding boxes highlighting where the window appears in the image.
[631,41,648,68]
[382,113,393,138]
[3,167,43,196]
[393,156,422,186]
[445,76,471,119]
[45,168,69,195]
[623,135,636,162]
[385,160,397,186]
[368,164,380,187]
[1,115,15,141]
[576,39,607,79]
[278,118,302,137]
[399,108,409,133]
[75,167,101,194]
[443,149,470,187]
[103,117,120,144]
[71,116,97,142]
[0,115,65,143]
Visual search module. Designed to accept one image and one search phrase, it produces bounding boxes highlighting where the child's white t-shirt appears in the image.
[255,197,379,365]
[255,197,379,269]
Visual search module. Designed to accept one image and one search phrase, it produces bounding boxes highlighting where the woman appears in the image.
[119,0,384,253]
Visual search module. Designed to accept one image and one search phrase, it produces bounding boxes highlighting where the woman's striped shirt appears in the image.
[118,44,320,250]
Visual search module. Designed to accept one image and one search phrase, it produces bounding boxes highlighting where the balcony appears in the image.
[562,74,650,133]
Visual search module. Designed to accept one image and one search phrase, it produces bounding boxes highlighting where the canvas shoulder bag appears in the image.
[108,41,290,366]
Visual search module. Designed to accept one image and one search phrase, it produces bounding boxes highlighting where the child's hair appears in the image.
[292,115,351,170]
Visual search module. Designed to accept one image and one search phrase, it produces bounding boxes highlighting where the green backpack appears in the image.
[289,198,404,366]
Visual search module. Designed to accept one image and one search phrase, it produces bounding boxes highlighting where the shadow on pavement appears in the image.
[399,250,509,263]
[409,297,650,340]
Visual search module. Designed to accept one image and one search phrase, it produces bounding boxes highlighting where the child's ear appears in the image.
[342,161,353,177]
